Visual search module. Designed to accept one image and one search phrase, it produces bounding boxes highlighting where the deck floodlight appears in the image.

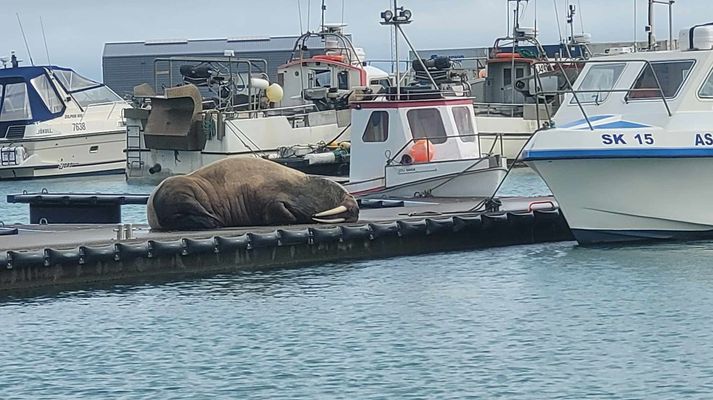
[398,9,412,22]
[381,10,394,23]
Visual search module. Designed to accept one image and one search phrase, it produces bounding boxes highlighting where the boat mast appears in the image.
[647,0,676,50]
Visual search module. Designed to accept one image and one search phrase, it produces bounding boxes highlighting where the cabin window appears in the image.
[627,60,694,100]
[362,111,389,142]
[504,68,512,86]
[314,70,331,87]
[407,108,447,144]
[699,69,713,98]
[573,63,626,104]
[31,75,64,113]
[452,107,476,143]
[71,86,123,108]
[337,71,349,90]
[0,83,33,122]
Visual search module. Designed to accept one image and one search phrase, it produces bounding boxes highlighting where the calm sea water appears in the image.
[3,171,712,398]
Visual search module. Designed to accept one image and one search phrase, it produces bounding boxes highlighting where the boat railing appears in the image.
[153,56,269,112]
[530,58,673,130]
[473,102,525,118]
[222,104,318,120]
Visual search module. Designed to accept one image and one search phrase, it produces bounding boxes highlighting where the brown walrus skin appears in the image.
[147,157,359,231]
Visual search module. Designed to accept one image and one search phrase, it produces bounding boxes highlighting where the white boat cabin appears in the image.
[346,95,507,197]
[0,65,126,140]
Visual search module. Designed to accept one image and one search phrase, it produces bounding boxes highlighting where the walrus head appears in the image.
[286,175,359,224]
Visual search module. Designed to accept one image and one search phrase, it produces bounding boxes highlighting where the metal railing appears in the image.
[385,132,500,167]
[473,102,525,118]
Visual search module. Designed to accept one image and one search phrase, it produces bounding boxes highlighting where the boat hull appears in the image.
[528,157,713,244]
[0,131,125,180]
[349,157,507,198]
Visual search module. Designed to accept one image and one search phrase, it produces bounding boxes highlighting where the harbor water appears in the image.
[2,170,712,398]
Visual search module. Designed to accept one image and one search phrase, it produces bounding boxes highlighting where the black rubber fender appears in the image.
[453,215,482,232]
[369,222,399,239]
[0,227,18,236]
[278,229,311,246]
[7,250,46,268]
[397,220,427,237]
[0,253,8,269]
[79,245,116,264]
[482,212,509,230]
[426,217,454,235]
[115,242,150,261]
[45,248,81,266]
[214,235,249,253]
[182,237,216,255]
[358,199,383,209]
[533,208,562,223]
[310,226,342,244]
[248,231,280,249]
[148,239,184,258]
[340,224,372,241]
[507,211,535,226]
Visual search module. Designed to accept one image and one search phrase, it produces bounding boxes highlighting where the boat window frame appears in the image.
[407,108,448,145]
[570,62,627,105]
[30,73,65,115]
[0,81,33,122]
[362,110,389,143]
[625,59,696,102]
[697,66,713,99]
[452,106,476,143]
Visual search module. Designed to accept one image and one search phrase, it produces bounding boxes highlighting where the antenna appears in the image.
[16,13,34,66]
[307,0,311,31]
[321,0,326,32]
[297,0,304,33]
[40,16,51,65]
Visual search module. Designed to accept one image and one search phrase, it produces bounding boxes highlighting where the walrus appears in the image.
[147,157,359,230]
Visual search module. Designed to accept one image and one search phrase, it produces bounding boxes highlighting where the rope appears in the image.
[417,134,500,196]
[225,122,265,157]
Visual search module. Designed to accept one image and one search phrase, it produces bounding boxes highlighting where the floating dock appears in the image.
[0,195,573,295]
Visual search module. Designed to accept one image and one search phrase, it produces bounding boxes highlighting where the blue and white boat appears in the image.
[522,24,713,243]
[0,59,130,179]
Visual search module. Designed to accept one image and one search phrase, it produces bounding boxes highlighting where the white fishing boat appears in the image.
[343,2,506,198]
[0,57,130,179]
[346,93,506,197]
[124,25,389,183]
[522,24,713,244]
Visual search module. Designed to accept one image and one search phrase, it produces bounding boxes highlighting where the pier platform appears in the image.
[0,196,573,294]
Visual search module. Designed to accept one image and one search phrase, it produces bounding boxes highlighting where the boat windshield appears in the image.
[52,69,123,107]
[52,69,101,92]
[71,86,123,108]
[0,82,32,122]
[573,63,626,104]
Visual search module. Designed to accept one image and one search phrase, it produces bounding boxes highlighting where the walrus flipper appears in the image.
[263,201,299,225]
[154,189,223,231]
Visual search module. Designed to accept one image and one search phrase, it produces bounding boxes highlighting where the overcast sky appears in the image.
[1,0,708,80]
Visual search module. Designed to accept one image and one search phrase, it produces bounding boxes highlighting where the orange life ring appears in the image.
[314,54,347,63]
[494,52,523,59]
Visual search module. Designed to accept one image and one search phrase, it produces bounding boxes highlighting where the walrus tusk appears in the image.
[312,217,346,224]
[313,205,348,218]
